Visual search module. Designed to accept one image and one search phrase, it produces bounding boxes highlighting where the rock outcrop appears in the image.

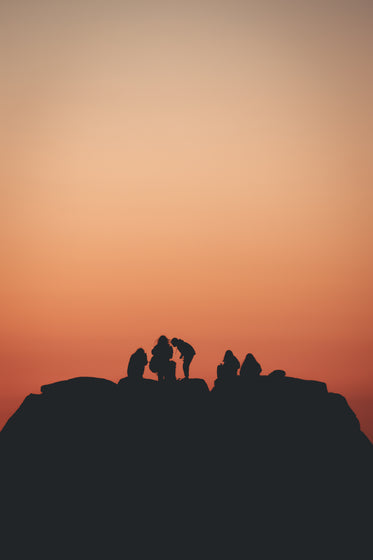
[1,374,372,558]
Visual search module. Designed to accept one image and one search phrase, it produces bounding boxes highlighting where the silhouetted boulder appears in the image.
[1,373,372,558]
[117,375,159,399]
[40,376,117,395]
[268,368,286,377]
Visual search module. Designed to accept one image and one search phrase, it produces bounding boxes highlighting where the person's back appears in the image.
[240,353,261,379]
[171,338,196,379]
[127,348,148,381]
[215,350,240,385]
[152,336,173,360]
[150,336,174,382]
[177,340,195,358]
[223,350,240,377]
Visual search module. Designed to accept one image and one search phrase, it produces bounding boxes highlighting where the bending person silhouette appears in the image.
[217,350,240,381]
[171,338,196,379]
[149,335,176,383]
[127,348,148,381]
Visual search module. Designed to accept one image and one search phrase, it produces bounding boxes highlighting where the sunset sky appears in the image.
[1,1,372,439]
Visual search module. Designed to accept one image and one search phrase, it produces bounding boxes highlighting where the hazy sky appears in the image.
[1,1,372,437]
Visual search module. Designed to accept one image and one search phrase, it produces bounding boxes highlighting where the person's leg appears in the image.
[183,356,192,379]
[169,360,176,381]
[163,362,174,383]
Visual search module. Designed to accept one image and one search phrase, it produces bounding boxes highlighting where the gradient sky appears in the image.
[1,1,372,439]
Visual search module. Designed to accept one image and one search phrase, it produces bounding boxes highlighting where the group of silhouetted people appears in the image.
[217,350,262,381]
[124,336,274,385]
[126,336,196,383]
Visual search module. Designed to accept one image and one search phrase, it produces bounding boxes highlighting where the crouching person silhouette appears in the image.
[127,348,148,381]
[149,335,176,383]
[217,350,240,381]
[239,353,262,379]
[171,338,196,379]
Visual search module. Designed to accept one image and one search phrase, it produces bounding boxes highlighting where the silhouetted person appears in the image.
[149,335,176,383]
[217,350,240,381]
[127,348,148,381]
[171,338,196,379]
[239,353,262,379]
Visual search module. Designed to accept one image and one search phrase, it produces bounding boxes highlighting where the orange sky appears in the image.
[1,1,372,439]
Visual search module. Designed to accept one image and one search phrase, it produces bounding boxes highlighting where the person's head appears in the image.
[157,335,169,345]
[135,348,148,364]
[171,338,179,346]
[223,350,233,362]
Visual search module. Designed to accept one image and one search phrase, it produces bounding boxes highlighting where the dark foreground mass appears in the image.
[1,374,372,559]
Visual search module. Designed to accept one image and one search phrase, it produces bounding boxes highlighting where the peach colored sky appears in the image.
[1,2,372,438]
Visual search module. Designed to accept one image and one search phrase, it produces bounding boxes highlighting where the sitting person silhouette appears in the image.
[217,350,240,381]
[171,338,196,379]
[149,335,176,383]
[127,348,148,381]
[239,353,262,379]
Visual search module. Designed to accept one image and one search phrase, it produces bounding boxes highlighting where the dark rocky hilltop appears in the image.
[1,373,372,558]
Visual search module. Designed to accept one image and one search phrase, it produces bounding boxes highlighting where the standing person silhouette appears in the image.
[149,335,175,383]
[171,338,196,379]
